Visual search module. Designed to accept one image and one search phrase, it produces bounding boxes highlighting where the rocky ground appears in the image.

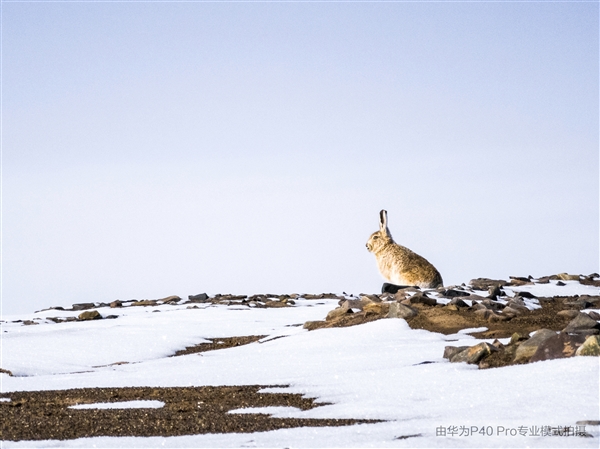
[2,272,599,442]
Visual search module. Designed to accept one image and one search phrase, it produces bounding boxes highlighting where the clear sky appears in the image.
[2,1,598,315]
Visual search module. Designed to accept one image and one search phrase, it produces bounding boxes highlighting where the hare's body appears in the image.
[366,210,443,289]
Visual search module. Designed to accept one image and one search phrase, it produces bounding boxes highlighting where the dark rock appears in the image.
[576,335,600,356]
[71,303,95,311]
[514,291,537,299]
[387,303,418,319]
[529,332,587,362]
[78,310,101,321]
[46,317,63,323]
[556,281,566,286]
[449,298,469,308]
[469,278,507,291]
[22,320,39,326]
[441,289,471,298]
[407,293,437,306]
[105,315,119,319]
[110,300,122,308]
[487,285,503,299]
[382,283,417,294]
[514,329,557,363]
[188,293,209,302]
[563,313,600,334]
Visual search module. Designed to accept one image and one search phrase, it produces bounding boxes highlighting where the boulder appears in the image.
[407,293,437,306]
[78,310,101,321]
[363,302,389,315]
[387,303,418,319]
[563,313,600,334]
[557,310,580,319]
[450,342,497,364]
[443,346,470,360]
[529,332,587,362]
[514,329,557,363]
[441,289,471,298]
[449,297,469,308]
[382,283,416,294]
[575,335,600,356]
[557,273,581,281]
[326,306,353,321]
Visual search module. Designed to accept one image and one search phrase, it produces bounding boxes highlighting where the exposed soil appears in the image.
[0,385,376,441]
[172,336,267,356]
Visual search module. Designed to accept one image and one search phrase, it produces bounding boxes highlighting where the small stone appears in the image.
[514,329,557,363]
[563,313,600,334]
[445,304,459,311]
[443,346,470,360]
[449,298,469,308]
[469,278,507,291]
[442,289,471,298]
[510,332,529,345]
[387,303,418,319]
[557,273,581,281]
[188,293,209,302]
[502,307,522,317]
[587,311,600,321]
[78,310,101,321]
[109,300,122,308]
[514,290,537,299]
[71,303,95,311]
[131,300,157,307]
[450,342,497,364]
[264,300,289,308]
[326,306,353,321]
[481,299,504,311]
[161,295,181,304]
[474,309,491,319]
[22,320,39,326]
[303,320,327,331]
[407,293,437,307]
[382,283,415,294]
[366,302,390,315]
[556,281,566,286]
[557,310,580,319]
[488,313,510,323]
[576,335,600,356]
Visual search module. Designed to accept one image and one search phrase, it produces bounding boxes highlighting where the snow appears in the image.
[69,400,165,410]
[2,282,599,447]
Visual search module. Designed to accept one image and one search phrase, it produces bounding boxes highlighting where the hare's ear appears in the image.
[379,210,389,234]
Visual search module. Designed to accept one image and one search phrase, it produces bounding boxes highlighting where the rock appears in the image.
[587,311,600,321]
[557,310,580,319]
[449,298,469,308]
[563,313,600,334]
[131,300,157,307]
[78,310,101,321]
[556,281,566,286]
[264,300,290,308]
[382,283,416,294]
[469,278,507,291]
[71,303,95,311]
[575,335,600,356]
[502,307,523,317]
[22,320,39,326]
[303,320,326,330]
[481,299,504,311]
[557,273,581,281]
[445,304,459,311]
[450,342,497,364]
[529,332,587,362]
[387,303,418,319]
[161,295,181,304]
[514,290,537,299]
[487,285,503,299]
[474,309,491,319]
[509,277,533,286]
[443,346,470,360]
[363,302,389,315]
[441,289,471,298]
[188,293,209,302]
[470,302,487,311]
[514,329,557,363]
[488,312,510,323]
[109,300,122,308]
[407,293,437,306]
[326,306,353,321]
[510,332,529,345]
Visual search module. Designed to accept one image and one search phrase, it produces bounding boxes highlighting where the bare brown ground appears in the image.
[0,385,376,441]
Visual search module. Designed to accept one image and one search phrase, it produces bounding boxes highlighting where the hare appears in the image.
[366,210,443,289]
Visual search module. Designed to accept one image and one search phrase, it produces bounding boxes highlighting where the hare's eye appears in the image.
[373,236,379,239]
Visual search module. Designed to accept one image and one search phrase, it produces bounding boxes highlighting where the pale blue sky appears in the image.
[2,1,598,314]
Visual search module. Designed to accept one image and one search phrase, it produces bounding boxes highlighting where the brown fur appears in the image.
[366,210,443,288]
